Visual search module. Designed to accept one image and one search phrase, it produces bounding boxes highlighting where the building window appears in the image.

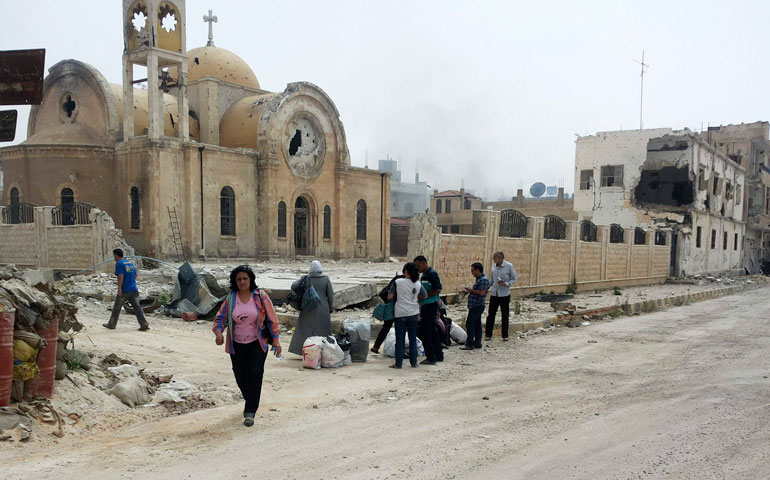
[600,165,624,187]
[696,226,702,248]
[723,231,728,250]
[450,225,460,234]
[441,225,448,233]
[698,169,707,191]
[130,186,140,230]
[61,188,75,225]
[323,205,331,239]
[736,184,742,204]
[464,198,472,210]
[220,186,235,236]
[435,199,442,214]
[634,227,646,245]
[579,170,593,190]
[356,199,367,240]
[734,233,738,251]
[712,176,719,195]
[610,224,624,243]
[654,231,666,246]
[711,229,716,249]
[278,201,287,238]
[445,199,451,213]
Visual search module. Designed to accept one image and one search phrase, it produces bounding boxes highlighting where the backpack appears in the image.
[378,274,404,303]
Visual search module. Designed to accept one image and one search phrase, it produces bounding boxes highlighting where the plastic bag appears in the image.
[302,336,324,370]
[320,336,345,368]
[344,317,371,362]
[13,339,37,362]
[342,351,352,366]
[382,328,424,358]
[335,332,352,352]
[108,377,151,407]
[372,301,395,321]
[450,322,467,344]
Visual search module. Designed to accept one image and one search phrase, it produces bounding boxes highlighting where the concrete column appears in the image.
[122,56,134,141]
[600,225,609,280]
[567,221,578,283]
[147,52,161,139]
[647,229,654,276]
[625,227,634,278]
[33,207,48,268]
[177,60,189,141]
[527,218,537,287]
[534,217,544,286]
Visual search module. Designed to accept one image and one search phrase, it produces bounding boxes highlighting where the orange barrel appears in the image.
[0,310,14,406]
[25,316,58,399]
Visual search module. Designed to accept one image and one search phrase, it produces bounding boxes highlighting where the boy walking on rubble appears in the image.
[104,248,150,331]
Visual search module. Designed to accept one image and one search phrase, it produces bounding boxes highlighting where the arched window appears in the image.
[61,188,75,225]
[220,186,235,236]
[130,186,140,230]
[323,205,331,239]
[634,227,646,245]
[277,201,287,238]
[655,231,667,246]
[435,199,442,214]
[610,224,624,244]
[356,199,367,240]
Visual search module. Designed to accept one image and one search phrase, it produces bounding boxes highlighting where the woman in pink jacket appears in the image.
[213,265,281,427]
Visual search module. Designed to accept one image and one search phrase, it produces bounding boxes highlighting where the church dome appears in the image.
[219,94,277,148]
[185,46,260,89]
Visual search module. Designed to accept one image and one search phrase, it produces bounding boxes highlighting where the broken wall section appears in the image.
[0,207,132,273]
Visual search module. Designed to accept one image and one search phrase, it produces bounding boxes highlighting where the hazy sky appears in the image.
[3,1,770,199]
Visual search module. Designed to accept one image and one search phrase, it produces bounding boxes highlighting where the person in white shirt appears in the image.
[387,262,427,368]
[485,251,518,341]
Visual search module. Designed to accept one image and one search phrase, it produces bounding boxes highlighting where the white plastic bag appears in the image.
[302,336,324,370]
[450,322,467,344]
[342,351,352,366]
[382,328,424,358]
[320,336,345,368]
[108,377,151,407]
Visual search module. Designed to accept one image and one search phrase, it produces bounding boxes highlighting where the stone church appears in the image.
[0,0,390,260]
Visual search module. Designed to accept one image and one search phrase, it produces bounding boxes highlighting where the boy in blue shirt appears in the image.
[103,248,149,331]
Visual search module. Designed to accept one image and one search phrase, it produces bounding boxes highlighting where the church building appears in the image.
[0,0,390,260]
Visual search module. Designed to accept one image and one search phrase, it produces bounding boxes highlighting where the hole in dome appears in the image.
[289,129,302,156]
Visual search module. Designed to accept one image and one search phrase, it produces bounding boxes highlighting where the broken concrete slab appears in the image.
[20,268,55,288]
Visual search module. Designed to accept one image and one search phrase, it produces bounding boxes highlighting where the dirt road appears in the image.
[4,287,770,479]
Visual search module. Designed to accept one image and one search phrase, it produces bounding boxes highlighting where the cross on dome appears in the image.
[203,9,218,46]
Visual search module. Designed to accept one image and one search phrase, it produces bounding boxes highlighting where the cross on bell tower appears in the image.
[204,9,217,46]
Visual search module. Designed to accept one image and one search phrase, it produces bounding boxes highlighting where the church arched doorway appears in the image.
[294,196,310,255]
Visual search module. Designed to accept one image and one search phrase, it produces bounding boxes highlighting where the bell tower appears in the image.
[122,0,188,140]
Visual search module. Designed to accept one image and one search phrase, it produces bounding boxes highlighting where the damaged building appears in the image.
[696,122,770,273]
[0,1,390,260]
[574,128,745,276]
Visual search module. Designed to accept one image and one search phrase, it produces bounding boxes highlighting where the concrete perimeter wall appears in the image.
[0,207,132,272]
[409,211,671,296]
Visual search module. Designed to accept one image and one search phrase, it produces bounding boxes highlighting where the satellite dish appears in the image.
[530,182,546,198]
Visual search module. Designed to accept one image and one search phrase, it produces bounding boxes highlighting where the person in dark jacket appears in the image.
[414,255,443,365]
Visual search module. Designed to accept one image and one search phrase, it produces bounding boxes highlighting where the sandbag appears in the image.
[55,359,68,380]
[13,360,39,381]
[302,336,323,370]
[342,350,352,366]
[382,328,424,358]
[108,377,151,407]
[13,339,37,362]
[344,317,371,363]
[13,329,43,349]
[63,350,92,371]
[450,322,467,344]
[320,336,344,368]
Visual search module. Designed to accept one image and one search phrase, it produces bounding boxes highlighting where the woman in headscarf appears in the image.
[288,260,335,356]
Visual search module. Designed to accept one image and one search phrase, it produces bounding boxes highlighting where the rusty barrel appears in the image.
[25,316,58,399]
[0,310,14,406]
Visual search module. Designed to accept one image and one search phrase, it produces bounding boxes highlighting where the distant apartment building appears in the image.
[430,189,483,234]
[378,159,430,218]
[574,128,746,276]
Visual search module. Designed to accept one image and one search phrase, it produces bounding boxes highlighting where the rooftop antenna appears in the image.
[461,177,465,189]
[633,50,649,130]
